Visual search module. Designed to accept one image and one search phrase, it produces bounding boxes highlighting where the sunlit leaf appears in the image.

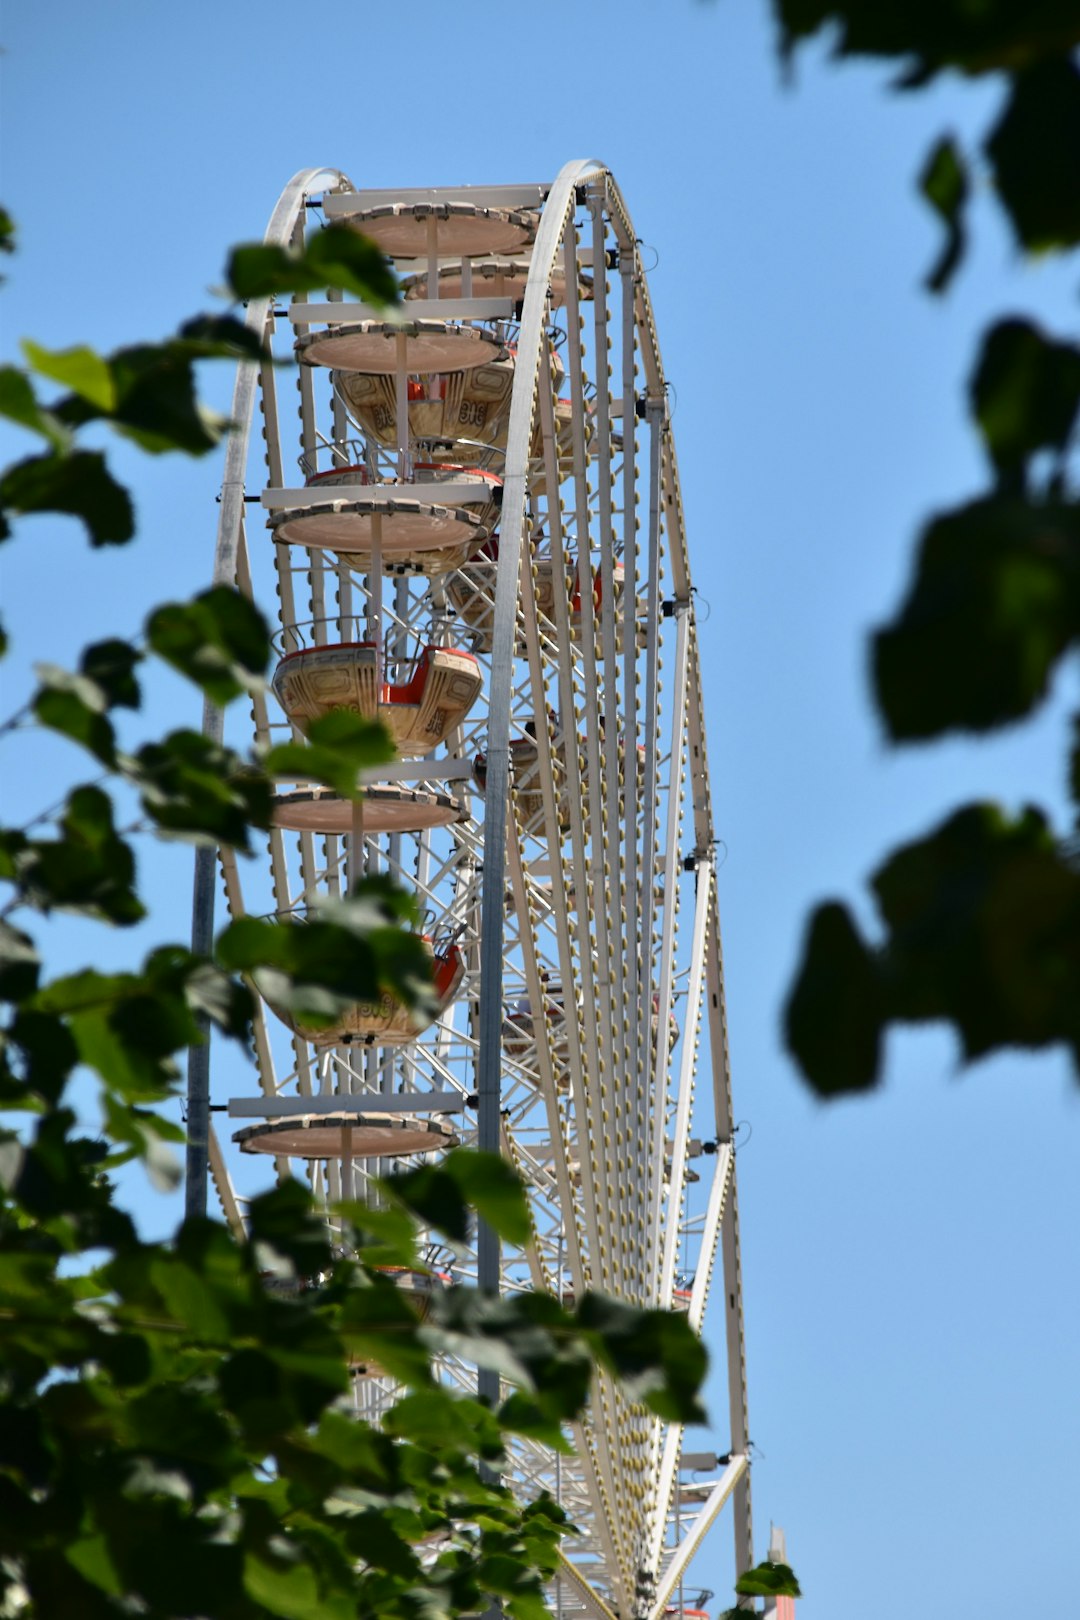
[22,340,116,411]
[735,1560,803,1598]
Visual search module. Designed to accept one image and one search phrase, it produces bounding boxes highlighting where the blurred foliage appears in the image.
[0,220,711,1616]
[777,0,1080,1096]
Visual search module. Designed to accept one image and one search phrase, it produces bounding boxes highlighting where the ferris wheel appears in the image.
[188,160,755,1620]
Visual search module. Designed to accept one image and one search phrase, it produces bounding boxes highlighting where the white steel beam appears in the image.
[288,297,516,324]
[324,185,548,213]
[647,1453,749,1620]
[227,1092,469,1118]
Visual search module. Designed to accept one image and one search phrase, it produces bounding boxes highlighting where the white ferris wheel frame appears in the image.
[185,159,754,1620]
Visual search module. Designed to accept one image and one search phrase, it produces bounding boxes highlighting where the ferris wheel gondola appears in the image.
[191,164,757,1620]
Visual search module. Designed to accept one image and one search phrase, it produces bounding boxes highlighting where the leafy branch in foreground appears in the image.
[777,3,1080,1096]
[0,214,717,1618]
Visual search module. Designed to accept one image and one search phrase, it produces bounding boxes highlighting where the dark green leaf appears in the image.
[54,339,227,456]
[872,803,1080,1059]
[873,495,1080,740]
[0,919,41,1004]
[176,312,266,360]
[3,787,143,925]
[79,639,142,709]
[4,1010,78,1106]
[424,1289,593,1414]
[919,135,968,293]
[147,586,271,704]
[227,224,399,306]
[785,901,886,1095]
[217,885,428,1030]
[0,365,68,446]
[774,0,1080,80]
[387,1150,531,1247]
[789,805,1080,1095]
[127,729,273,848]
[263,708,396,798]
[971,319,1080,486]
[986,57,1080,251]
[245,1180,334,1282]
[0,449,134,545]
[33,664,117,764]
[576,1292,708,1423]
[182,959,253,1040]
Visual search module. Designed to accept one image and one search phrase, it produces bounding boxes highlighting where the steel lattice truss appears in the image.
[200,161,753,1620]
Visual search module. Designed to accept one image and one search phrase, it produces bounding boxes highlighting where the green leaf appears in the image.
[217,885,429,1029]
[127,729,273,848]
[33,663,117,764]
[423,1290,592,1413]
[386,1150,531,1247]
[773,0,1080,80]
[785,901,886,1096]
[80,638,142,709]
[0,448,134,545]
[64,1534,123,1596]
[986,57,1080,252]
[227,223,399,306]
[175,312,267,360]
[263,708,396,798]
[970,319,1080,487]
[182,959,253,1040]
[245,1180,334,1280]
[22,340,117,410]
[3,787,144,925]
[55,338,227,456]
[243,1554,326,1620]
[0,919,41,1003]
[576,1292,708,1423]
[788,805,1080,1095]
[735,1560,802,1598]
[147,586,271,705]
[0,364,68,446]
[919,134,968,293]
[872,803,1080,1059]
[873,495,1080,740]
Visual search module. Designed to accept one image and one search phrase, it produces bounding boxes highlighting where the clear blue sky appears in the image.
[3,4,1078,1617]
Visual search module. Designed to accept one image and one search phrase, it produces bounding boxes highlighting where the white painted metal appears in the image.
[198,164,758,1620]
[289,297,517,324]
[227,1093,469,1117]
